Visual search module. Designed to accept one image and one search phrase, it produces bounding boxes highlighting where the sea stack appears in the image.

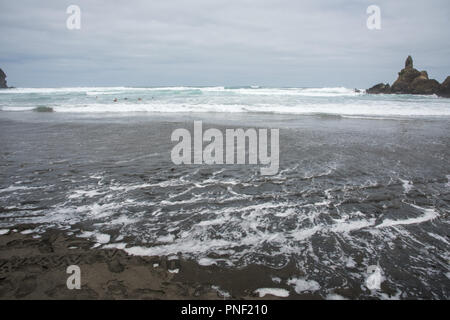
[437,76,450,98]
[0,68,8,88]
[367,56,449,97]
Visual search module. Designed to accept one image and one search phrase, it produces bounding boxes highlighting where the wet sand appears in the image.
[0,223,319,300]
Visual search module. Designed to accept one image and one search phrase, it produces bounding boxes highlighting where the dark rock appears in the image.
[367,83,390,94]
[405,55,413,69]
[33,106,54,112]
[0,68,8,88]
[367,56,448,96]
[410,78,440,95]
[399,67,422,83]
[391,67,421,93]
[390,79,410,93]
[419,71,428,79]
[437,76,450,98]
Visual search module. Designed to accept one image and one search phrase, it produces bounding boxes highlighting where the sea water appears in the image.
[0,86,449,298]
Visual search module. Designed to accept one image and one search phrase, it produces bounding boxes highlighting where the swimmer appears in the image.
[113,98,118,102]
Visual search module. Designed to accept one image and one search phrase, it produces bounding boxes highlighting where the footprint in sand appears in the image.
[15,275,37,298]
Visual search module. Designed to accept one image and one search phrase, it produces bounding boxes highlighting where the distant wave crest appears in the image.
[1,86,449,118]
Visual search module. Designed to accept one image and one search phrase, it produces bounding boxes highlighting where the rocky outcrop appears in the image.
[437,76,450,98]
[367,56,449,97]
[0,68,8,88]
[366,83,390,94]
[404,55,413,69]
[410,78,440,94]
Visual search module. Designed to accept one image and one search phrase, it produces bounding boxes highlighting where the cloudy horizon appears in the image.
[0,0,449,88]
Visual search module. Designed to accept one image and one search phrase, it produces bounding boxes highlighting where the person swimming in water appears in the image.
[113,98,118,102]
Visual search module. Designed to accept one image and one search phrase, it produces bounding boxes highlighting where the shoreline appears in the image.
[0,223,324,300]
[0,115,448,300]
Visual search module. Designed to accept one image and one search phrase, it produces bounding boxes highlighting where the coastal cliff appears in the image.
[0,68,8,88]
[367,56,449,97]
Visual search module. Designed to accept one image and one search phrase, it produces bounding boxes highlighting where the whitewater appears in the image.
[1,86,449,118]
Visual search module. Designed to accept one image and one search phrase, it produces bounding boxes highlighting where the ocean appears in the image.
[0,86,449,299]
[1,86,450,117]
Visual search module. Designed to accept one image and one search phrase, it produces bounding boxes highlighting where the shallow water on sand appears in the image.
[0,110,449,299]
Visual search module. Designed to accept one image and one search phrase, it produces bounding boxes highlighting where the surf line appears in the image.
[170,121,279,175]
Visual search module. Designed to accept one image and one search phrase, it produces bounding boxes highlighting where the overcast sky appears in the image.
[0,0,449,87]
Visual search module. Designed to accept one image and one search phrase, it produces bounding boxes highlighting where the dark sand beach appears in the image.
[0,224,319,300]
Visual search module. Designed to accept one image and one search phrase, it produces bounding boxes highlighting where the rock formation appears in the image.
[404,55,413,69]
[367,56,449,97]
[366,83,390,94]
[0,68,8,88]
[437,76,450,98]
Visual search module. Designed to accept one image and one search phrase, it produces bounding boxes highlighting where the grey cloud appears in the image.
[0,0,449,87]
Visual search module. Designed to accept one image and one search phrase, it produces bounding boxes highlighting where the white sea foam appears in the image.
[365,266,384,290]
[2,86,449,117]
[102,242,127,250]
[68,189,105,199]
[78,231,110,244]
[329,217,375,233]
[211,285,231,298]
[168,268,179,273]
[0,185,42,193]
[399,179,413,193]
[326,293,348,300]
[18,101,448,117]
[198,257,218,266]
[0,87,132,94]
[254,288,289,298]
[123,238,233,257]
[376,204,438,228]
[94,200,443,265]
[157,234,175,243]
[96,233,111,244]
[287,277,321,293]
[0,86,356,97]
[271,277,282,284]
[345,257,357,268]
[226,87,361,97]
[427,232,449,245]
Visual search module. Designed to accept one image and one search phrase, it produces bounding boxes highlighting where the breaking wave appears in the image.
[1,86,449,118]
